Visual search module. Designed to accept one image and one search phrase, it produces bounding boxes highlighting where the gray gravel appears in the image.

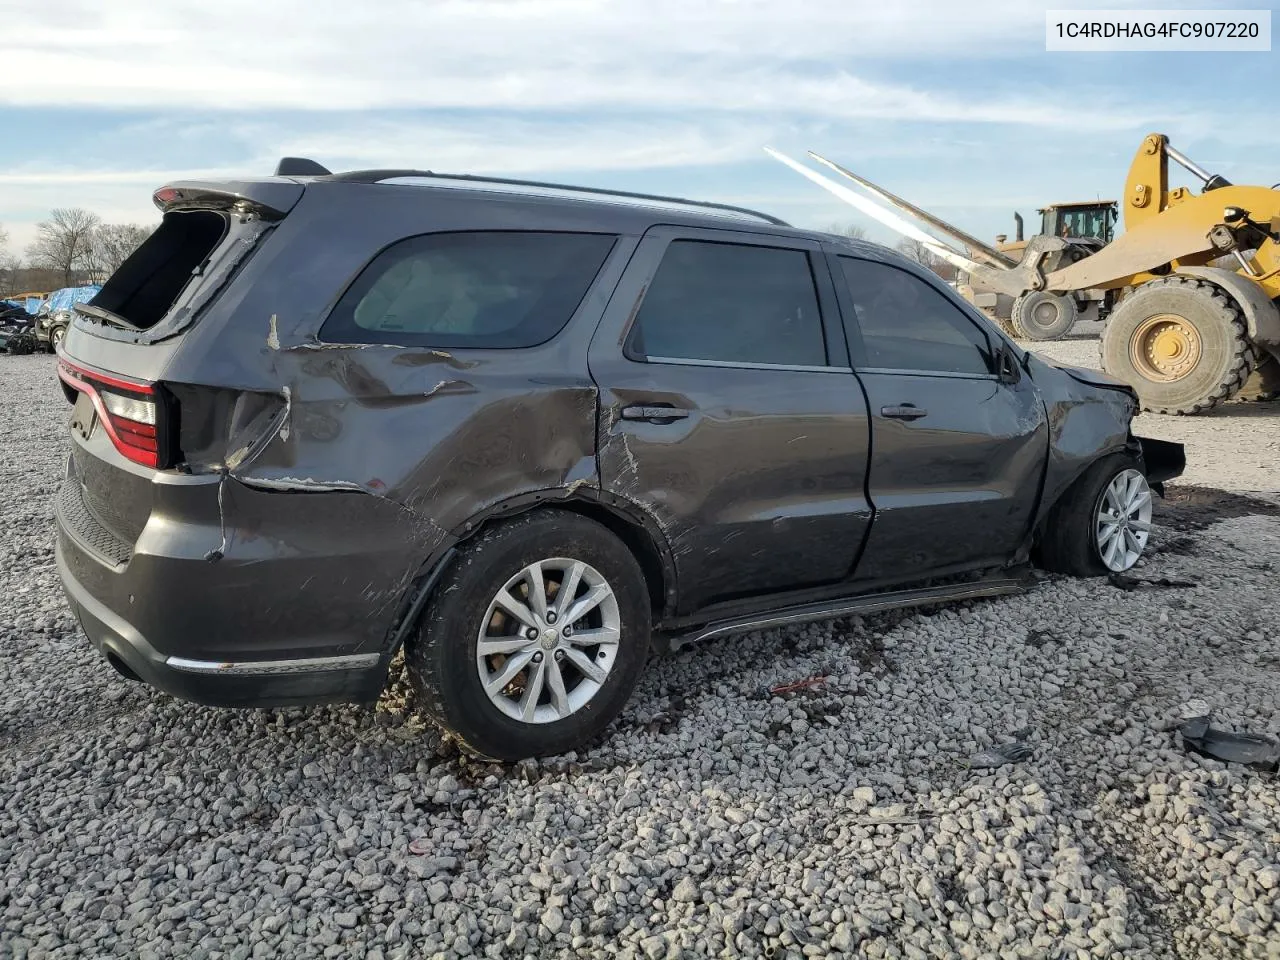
[3,348,1280,959]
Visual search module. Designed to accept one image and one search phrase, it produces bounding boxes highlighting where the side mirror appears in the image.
[997,344,1022,385]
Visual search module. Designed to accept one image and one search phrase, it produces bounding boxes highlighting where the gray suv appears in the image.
[54,159,1184,760]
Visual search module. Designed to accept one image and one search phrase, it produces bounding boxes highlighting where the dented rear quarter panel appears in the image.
[170,184,645,560]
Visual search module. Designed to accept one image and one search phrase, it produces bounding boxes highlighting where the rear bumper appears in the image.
[53,454,444,708]
[58,537,389,707]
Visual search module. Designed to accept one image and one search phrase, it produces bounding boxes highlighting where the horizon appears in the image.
[2,0,1276,259]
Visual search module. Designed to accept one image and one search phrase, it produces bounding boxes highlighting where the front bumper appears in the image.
[58,537,388,707]
[1137,435,1186,486]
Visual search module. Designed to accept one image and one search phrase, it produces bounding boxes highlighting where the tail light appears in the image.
[57,359,173,468]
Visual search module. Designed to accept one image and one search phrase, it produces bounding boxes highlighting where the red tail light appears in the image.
[57,359,170,468]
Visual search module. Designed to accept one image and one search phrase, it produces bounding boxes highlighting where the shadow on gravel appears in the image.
[1155,484,1280,532]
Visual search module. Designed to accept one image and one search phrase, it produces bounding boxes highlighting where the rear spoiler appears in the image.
[152,179,305,220]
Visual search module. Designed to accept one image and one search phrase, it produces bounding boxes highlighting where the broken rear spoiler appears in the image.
[152,179,305,220]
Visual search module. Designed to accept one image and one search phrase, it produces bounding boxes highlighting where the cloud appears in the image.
[0,0,1098,120]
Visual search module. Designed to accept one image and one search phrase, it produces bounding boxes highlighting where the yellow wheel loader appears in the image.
[767,135,1280,414]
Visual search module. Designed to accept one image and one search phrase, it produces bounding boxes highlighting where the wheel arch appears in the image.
[381,489,676,658]
[1174,266,1280,354]
[1032,434,1142,542]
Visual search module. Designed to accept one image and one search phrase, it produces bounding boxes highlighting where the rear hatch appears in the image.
[58,178,303,560]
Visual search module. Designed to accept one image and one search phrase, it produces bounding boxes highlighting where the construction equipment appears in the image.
[977,201,1119,339]
[767,134,1280,414]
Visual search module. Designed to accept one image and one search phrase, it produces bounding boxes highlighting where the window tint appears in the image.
[627,240,826,366]
[321,231,616,348]
[838,257,992,375]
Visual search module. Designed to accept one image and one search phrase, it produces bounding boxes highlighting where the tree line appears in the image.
[0,210,156,297]
[826,224,957,281]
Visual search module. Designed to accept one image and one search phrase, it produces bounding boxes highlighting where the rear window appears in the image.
[91,211,228,330]
[320,231,617,348]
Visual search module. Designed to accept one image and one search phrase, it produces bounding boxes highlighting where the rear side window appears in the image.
[837,256,993,376]
[91,211,228,330]
[321,231,616,348]
[626,240,826,367]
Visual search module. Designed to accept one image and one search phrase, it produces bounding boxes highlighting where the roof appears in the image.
[1039,200,1118,210]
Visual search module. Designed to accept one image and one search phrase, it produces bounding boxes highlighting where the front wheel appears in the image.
[49,325,67,351]
[1037,455,1154,576]
[407,510,651,760]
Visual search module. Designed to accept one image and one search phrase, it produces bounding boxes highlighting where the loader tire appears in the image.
[1099,277,1257,415]
[1011,291,1078,341]
[1238,354,1280,402]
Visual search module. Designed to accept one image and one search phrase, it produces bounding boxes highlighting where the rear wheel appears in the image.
[407,510,650,760]
[1037,455,1153,576]
[1011,291,1078,341]
[49,324,67,351]
[1100,277,1256,414]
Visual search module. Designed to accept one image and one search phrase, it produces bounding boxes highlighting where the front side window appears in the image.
[321,231,616,348]
[626,240,826,367]
[838,257,992,376]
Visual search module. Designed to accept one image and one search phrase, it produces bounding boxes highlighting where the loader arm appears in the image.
[1047,185,1280,299]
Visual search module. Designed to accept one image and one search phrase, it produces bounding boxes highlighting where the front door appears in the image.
[829,251,1049,581]
[587,227,873,614]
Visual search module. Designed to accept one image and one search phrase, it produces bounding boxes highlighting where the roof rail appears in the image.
[319,168,791,226]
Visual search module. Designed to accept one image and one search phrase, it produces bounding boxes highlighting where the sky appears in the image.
[1,0,1277,260]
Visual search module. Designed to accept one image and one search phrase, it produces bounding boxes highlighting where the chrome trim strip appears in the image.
[165,653,381,676]
[644,356,852,374]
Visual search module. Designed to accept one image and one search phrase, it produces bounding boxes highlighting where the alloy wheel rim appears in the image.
[1095,468,1153,572]
[476,557,620,724]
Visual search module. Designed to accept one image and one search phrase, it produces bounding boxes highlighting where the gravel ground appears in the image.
[2,346,1280,960]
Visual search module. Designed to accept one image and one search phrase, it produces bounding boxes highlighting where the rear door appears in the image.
[588,226,872,614]
[829,251,1049,581]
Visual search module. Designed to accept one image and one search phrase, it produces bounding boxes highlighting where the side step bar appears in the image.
[656,577,1027,653]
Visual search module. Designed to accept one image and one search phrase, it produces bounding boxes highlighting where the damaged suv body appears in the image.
[55,161,1184,759]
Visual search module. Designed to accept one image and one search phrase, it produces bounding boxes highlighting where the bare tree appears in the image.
[895,237,957,281]
[826,223,868,241]
[0,252,18,298]
[0,224,17,297]
[92,223,154,279]
[895,237,939,267]
[26,208,102,287]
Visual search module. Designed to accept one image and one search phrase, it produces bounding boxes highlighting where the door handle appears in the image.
[881,404,928,421]
[620,404,691,423]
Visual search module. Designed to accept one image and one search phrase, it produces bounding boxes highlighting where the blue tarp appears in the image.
[43,285,101,315]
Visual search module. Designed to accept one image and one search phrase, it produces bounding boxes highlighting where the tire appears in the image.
[1099,277,1256,414]
[407,510,651,760]
[50,325,66,351]
[1011,291,1078,341]
[984,309,1019,339]
[1238,354,1280,402]
[1036,454,1153,576]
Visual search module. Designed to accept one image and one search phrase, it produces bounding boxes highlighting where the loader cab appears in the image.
[1040,202,1118,245]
